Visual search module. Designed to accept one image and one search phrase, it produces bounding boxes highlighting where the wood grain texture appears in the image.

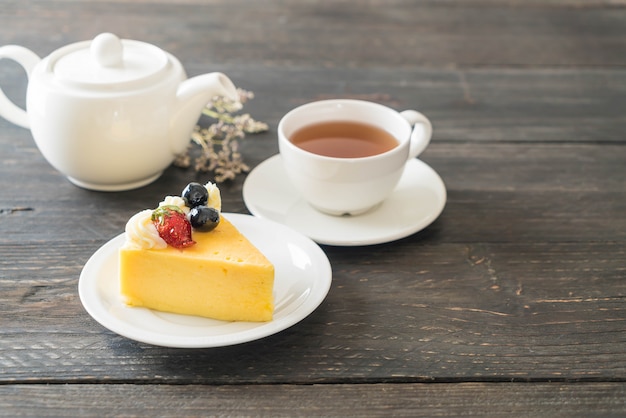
[0,0,624,416]
[3,66,625,147]
[1,0,626,68]
[1,141,624,244]
[1,241,624,383]
[0,383,625,417]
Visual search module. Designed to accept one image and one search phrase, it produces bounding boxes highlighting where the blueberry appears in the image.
[182,182,208,208]
[189,206,220,232]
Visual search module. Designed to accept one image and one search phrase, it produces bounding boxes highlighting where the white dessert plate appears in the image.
[78,213,332,348]
[243,155,446,246]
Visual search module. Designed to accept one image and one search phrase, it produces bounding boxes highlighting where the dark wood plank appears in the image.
[0,383,624,417]
[1,241,623,383]
[1,0,625,68]
[211,65,626,143]
[1,141,624,244]
[3,65,625,149]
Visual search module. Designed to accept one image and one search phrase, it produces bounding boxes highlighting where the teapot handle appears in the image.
[401,109,433,160]
[0,45,41,129]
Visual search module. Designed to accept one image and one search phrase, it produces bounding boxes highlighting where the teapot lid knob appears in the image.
[91,33,123,68]
[47,32,171,89]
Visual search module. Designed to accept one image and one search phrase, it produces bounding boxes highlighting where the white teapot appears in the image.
[0,33,238,191]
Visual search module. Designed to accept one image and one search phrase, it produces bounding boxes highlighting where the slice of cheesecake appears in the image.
[119,214,275,322]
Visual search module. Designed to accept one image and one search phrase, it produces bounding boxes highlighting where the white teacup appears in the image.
[278,99,432,216]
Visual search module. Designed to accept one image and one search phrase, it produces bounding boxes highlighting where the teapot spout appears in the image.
[171,72,238,154]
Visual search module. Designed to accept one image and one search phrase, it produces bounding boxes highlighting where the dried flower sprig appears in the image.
[174,88,268,182]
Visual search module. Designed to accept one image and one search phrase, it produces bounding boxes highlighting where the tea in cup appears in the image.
[278,99,432,216]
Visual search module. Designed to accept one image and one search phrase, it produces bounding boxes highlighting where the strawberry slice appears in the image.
[151,205,195,249]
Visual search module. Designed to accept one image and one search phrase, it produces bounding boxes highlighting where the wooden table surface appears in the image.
[1,1,625,416]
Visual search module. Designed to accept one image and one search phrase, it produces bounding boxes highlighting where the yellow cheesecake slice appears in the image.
[119,215,275,322]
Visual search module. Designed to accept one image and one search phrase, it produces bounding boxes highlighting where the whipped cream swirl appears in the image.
[205,182,222,212]
[122,209,167,250]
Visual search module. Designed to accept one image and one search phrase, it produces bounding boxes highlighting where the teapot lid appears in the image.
[48,33,170,89]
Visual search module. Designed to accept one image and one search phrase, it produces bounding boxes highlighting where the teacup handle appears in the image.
[401,110,432,160]
[0,45,41,129]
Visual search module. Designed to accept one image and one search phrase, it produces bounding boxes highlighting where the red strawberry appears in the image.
[151,205,195,249]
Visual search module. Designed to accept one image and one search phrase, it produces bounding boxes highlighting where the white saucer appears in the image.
[243,155,446,246]
[78,213,332,348]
